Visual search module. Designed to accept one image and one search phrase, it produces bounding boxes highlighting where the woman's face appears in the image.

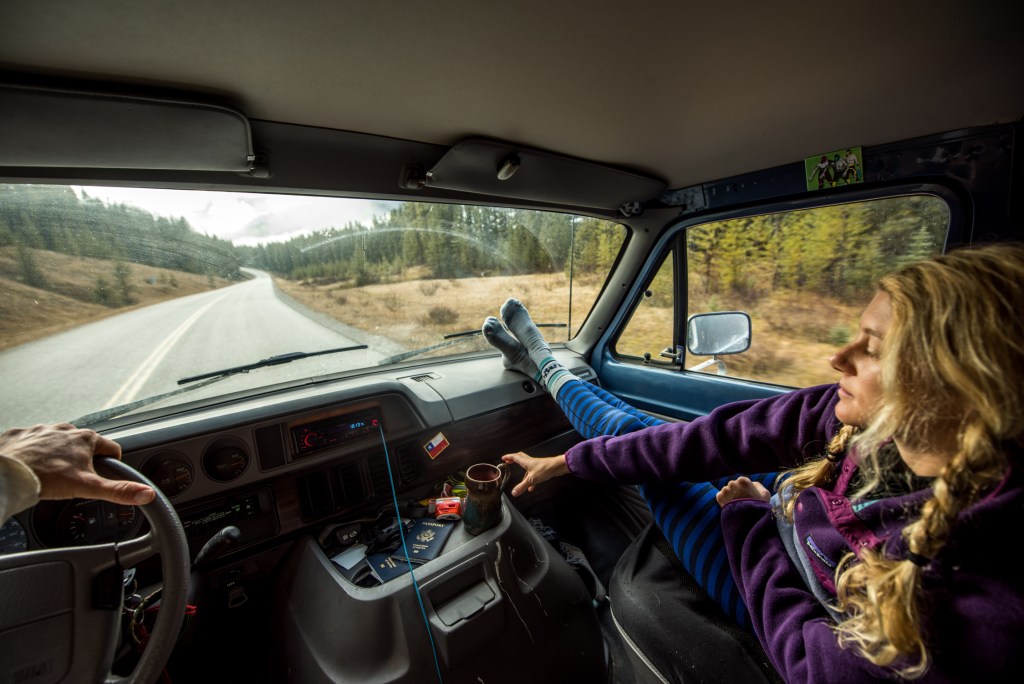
[830,291,892,427]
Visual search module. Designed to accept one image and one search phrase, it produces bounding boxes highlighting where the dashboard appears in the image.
[1,352,593,561]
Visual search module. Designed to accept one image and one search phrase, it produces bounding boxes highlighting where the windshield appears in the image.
[0,185,626,430]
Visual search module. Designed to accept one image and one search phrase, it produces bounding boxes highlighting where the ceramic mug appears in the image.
[462,462,508,535]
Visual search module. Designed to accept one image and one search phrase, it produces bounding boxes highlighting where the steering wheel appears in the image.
[0,457,189,684]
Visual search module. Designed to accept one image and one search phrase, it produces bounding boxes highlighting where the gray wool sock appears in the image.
[481,316,540,380]
[499,298,576,393]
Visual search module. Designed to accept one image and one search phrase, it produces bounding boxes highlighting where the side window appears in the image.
[685,195,949,387]
[615,248,675,361]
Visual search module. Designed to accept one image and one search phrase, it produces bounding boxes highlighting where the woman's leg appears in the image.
[485,301,782,627]
[640,471,783,629]
[484,314,662,438]
[556,379,664,438]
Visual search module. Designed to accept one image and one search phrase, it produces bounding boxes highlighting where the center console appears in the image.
[272,498,607,683]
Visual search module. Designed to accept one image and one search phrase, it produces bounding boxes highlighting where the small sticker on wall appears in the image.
[424,432,450,460]
[805,146,863,191]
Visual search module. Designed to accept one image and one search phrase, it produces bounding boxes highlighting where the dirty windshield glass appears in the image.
[0,185,626,430]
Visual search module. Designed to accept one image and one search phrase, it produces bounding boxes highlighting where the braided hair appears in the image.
[780,243,1024,677]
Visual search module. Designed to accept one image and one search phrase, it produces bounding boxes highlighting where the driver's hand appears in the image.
[0,423,155,505]
[501,452,570,497]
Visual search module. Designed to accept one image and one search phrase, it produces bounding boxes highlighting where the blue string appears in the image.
[379,425,444,684]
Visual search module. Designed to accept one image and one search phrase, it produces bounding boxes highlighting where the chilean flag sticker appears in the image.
[424,432,450,460]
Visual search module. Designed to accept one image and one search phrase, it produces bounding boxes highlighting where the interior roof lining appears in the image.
[1,1,1022,189]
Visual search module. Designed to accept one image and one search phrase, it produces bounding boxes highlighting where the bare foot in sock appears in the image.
[481,316,539,379]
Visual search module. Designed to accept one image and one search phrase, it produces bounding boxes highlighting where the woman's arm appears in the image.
[721,500,890,682]
[501,451,569,496]
[565,383,841,484]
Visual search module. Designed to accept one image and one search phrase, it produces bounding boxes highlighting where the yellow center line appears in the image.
[102,292,231,409]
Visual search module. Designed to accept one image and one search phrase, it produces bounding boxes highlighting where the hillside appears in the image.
[3,243,850,389]
[0,247,235,351]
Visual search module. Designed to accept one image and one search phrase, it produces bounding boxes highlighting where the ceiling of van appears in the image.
[1,1,1022,189]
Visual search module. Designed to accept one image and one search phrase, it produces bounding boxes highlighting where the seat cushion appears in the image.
[609,524,782,684]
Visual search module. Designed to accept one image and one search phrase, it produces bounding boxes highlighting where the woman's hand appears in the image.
[501,452,570,497]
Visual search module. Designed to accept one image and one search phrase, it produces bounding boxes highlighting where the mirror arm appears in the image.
[659,346,683,363]
[686,355,728,375]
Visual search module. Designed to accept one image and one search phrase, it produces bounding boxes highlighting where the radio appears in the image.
[292,408,382,457]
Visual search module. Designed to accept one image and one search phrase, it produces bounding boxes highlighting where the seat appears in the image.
[608,524,783,684]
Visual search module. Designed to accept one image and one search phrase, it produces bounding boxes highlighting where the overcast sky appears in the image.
[74,186,399,246]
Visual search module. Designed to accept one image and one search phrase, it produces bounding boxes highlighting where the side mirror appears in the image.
[685,312,751,374]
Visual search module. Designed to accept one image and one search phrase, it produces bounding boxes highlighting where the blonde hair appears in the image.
[781,242,1024,677]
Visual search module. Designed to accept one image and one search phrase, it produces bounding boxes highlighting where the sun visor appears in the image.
[422,138,665,211]
[0,84,255,172]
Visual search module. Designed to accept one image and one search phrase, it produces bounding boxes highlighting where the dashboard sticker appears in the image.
[424,432,450,460]
[805,146,863,191]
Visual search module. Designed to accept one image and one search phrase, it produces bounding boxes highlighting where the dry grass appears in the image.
[2,241,853,391]
[275,272,603,352]
[277,272,854,388]
[0,247,235,351]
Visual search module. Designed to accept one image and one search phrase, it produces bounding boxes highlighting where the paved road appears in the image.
[0,270,385,430]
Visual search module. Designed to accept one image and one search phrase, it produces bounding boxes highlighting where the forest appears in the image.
[0,184,242,282]
[1,185,948,318]
[239,202,625,285]
[685,195,948,305]
[240,194,947,311]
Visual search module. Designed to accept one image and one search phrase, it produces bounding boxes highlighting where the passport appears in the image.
[392,518,454,564]
[367,552,413,583]
[366,518,456,584]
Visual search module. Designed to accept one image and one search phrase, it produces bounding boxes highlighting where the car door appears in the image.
[585,125,1016,419]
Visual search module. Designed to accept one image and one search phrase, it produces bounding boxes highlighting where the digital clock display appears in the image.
[292,409,382,457]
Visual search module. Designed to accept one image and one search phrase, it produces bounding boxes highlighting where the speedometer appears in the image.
[143,453,194,497]
[0,518,28,554]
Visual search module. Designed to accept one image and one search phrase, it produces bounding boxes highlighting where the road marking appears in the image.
[103,292,231,409]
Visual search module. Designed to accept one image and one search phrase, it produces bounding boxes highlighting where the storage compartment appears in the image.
[271,499,607,683]
[427,556,504,669]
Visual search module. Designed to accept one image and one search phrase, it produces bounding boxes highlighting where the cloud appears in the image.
[73,186,398,246]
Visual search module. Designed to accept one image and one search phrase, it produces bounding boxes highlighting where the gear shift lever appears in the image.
[192,526,242,571]
[175,526,242,650]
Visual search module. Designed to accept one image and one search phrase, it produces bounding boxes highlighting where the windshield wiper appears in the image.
[72,345,370,427]
[178,345,368,385]
[378,323,566,365]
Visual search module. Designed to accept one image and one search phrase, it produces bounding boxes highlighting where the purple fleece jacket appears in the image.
[565,383,1024,682]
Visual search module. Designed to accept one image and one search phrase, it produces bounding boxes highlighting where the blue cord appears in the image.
[379,425,445,684]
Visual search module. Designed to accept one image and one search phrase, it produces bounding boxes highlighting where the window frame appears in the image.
[602,182,966,391]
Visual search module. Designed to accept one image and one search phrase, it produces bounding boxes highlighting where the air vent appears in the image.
[395,445,420,485]
[411,373,440,382]
[254,424,286,470]
[335,461,364,506]
[569,366,594,381]
[298,471,335,521]
[366,452,391,498]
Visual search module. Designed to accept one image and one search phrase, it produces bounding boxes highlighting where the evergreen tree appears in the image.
[113,261,134,305]
[16,244,47,289]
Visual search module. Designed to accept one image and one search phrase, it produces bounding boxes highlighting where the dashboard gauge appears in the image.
[57,499,138,546]
[0,518,28,554]
[203,440,250,482]
[143,454,194,497]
